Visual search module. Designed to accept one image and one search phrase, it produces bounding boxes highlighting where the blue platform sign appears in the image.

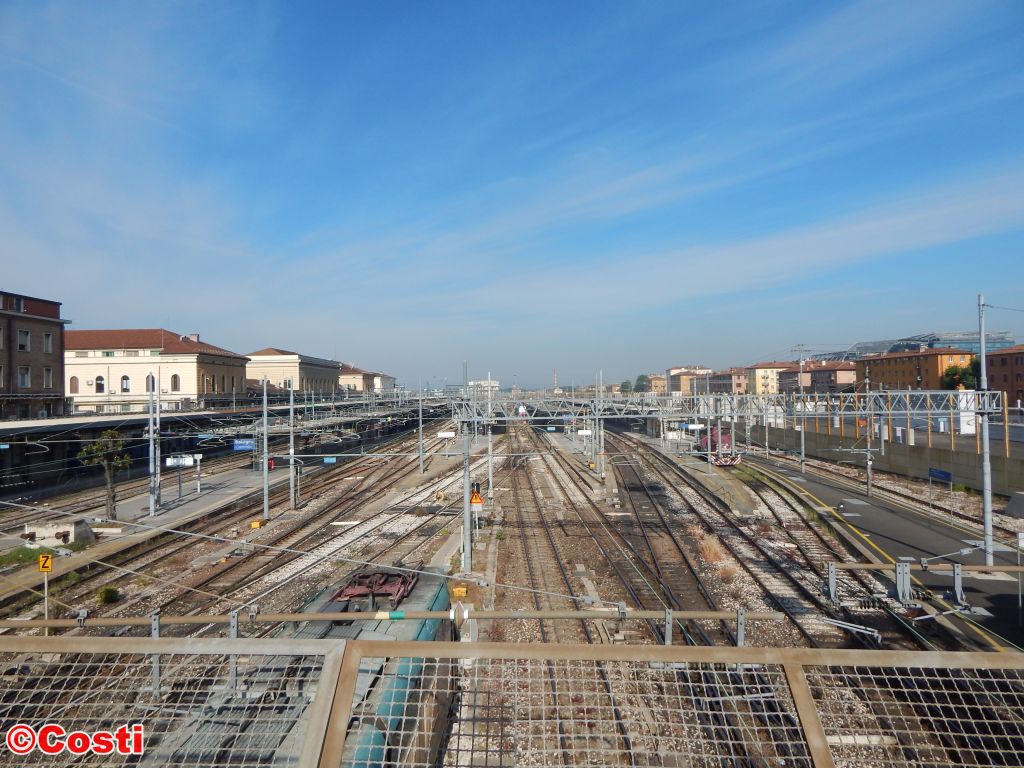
[323,456,337,464]
[929,467,953,483]
[546,426,557,431]
[233,438,256,451]
[0,444,8,450]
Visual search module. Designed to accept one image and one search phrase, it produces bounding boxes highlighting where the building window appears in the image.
[171,374,180,392]
[231,375,236,392]
[0,325,3,349]
[13,297,25,312]
[146,374,155,393]
[121,375,131,392]
[74,351,88,357]
[17,329,30,351]
[17,367,30,388]
[69,376,79,394]
[102,351,115,358]
[95,376,105,394]
[43,333,53,354]
[126,350,139,357]
[221,375,226,392]
[43,367,52,388]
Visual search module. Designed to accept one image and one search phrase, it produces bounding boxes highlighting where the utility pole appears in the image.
[980,293,994,566]
[418,378,424,474]
[865,372,874,497]
[598,369,605,481]
[148,379,156,517]
[154,371,162,508]
[797,345,806,473]
[262,377,269,522]
[289,382,296,510]
[462,430,472,572]
[487,370,493,500]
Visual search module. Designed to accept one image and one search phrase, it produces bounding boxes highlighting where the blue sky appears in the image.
[1,1,1022,388]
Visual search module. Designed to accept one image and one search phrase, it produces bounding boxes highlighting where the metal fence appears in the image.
[2,637,1023,767]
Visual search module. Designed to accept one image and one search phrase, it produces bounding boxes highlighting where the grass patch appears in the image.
[494,529,505,541]
[97,586,120,604]
[0,546,53,569]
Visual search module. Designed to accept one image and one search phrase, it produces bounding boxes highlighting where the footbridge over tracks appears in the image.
[1,632,1022,767]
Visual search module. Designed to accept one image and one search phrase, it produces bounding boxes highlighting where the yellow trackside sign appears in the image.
[38,553,53,573]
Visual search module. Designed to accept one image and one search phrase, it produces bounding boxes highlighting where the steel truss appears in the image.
[450,390,1002,424]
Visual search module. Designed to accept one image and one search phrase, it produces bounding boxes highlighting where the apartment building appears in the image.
[854,348,972,390]
[985,344,1024,405]
[708,368,749,394]
[666,365,713,396]
[745,361,795,395]
[0,290,68,419]
[808,361,856,394]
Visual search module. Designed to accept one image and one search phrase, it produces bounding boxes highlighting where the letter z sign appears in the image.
[38,554,52,573]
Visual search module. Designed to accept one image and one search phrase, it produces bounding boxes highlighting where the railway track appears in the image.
[610,431,845,646]
[0,427,454,622]
[95,434,460,627]
[757,449,1019,542]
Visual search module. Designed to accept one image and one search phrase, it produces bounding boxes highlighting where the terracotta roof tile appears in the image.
[65,329,247,360]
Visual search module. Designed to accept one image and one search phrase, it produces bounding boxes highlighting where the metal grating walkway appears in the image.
[1,637,1023,767]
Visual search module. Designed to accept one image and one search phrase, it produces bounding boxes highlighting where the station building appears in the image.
[64,329,249,413]
[0,290,69,419]
[371,371,396,392]
[338,364,396,393]
[245,348,340,394]
[338,364,374,393]
[855,347,972,390]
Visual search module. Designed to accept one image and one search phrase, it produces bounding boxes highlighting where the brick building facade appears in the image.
[0,290,68,418]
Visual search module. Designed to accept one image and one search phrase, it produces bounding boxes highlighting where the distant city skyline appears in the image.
[2,2,1022,390]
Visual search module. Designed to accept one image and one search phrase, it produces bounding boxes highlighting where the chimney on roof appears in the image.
[187,333,200,343]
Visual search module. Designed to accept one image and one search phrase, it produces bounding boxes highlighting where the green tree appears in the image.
[941,359,979,390]
[634,374,650,393]
[77,430,131,520]
[619,380,633,394]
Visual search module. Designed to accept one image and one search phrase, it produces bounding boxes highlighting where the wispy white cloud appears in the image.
[457,166,1024,317]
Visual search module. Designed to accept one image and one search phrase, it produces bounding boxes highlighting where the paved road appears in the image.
[748,456,1024,651]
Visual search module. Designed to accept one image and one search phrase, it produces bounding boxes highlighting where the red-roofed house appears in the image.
[64,329,249,413]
